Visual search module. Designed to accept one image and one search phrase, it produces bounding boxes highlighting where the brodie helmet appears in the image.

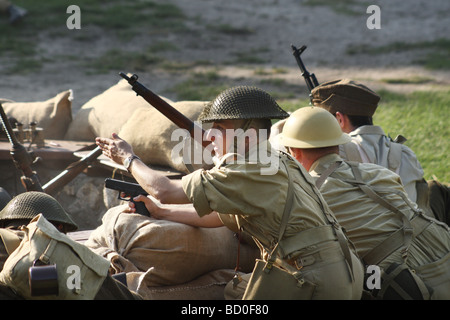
[277,106,351,149]
[198,86,289,123]
[0,192,78,232]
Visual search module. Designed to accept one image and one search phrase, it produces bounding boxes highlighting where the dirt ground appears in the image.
[1,0,449,110]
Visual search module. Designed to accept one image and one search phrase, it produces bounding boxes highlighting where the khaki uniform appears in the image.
[340,125,424,204]
[310,153,450,299]
[182,141,363,299]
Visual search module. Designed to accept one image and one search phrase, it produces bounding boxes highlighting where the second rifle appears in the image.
[291,44,319,102]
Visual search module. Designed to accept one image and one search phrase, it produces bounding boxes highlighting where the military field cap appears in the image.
[198,86,289,123]
[311,79,380,116]
[0,192,78,231]
[277,106,351,149]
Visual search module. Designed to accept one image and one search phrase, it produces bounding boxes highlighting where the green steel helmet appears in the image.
[0,192,78,232]
[198,86,289,123]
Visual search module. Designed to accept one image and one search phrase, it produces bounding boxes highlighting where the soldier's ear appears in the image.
[335,112,346,130]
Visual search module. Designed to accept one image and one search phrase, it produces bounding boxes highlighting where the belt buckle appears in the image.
[295,255,316,269]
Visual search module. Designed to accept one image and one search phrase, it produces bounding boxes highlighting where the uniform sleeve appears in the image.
[182,164,274,219]
[181,169,214,217]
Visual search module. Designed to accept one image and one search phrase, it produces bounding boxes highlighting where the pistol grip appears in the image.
[132,199,150,216]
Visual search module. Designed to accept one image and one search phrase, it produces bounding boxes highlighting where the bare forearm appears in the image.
[155,206,224,228]
[129,158,189,204]
[96,133,189,204]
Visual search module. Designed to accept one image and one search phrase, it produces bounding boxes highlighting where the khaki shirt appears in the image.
[310,153,450,269]
[182,141,333,254]
[340,125,424,203]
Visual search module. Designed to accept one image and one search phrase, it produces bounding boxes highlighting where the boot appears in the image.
[7,5,27,24]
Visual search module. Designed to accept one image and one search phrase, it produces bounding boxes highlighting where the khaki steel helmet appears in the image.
[0,192,78,232]
[311,79,380,116]
[277,106,351,148]
[198,86,289,123]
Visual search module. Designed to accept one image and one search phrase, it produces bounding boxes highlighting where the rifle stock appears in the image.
[119,72,210,149]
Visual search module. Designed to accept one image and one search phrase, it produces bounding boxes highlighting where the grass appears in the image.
[170,71,229,101]
[84,48,164,74]
[0,0,187,74]
[347,38,450,70]
[279,90,450,182]
[373,90,449,182]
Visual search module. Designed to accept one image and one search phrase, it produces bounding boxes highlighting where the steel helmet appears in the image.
[277,106,351,148]
[0,192,78,232]
[198,86,289,123]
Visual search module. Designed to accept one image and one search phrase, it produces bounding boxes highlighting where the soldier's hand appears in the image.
[96,133,134,165]
[128,194,161,216]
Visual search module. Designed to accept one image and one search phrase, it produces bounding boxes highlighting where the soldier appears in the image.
[310,79,449,224]
[0,191,78,299]
[96,86,363,300]
[0,192,141,300]
[0,0,26,24]
[277,106,450,299]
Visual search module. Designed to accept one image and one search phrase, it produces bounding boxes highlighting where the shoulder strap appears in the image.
[315,161,342,189]
[281,153,355,281]
[343,161,413,265]
[387,141,402,173]
[341,141,363,163]
[264,159,294,269]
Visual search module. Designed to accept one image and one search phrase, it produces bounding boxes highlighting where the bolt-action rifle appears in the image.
[0,103,43,192]
[1,102,103,196]
[291,44,319,102]
[119,72,210,148]
[42,146,102,195]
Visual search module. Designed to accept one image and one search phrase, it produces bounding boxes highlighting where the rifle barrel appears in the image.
[42,146,102,195]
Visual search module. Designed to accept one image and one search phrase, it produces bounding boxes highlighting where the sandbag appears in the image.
[85,205,259,288]
[64,77,174,141]
[1,90,73,139]
[118,101,209,173]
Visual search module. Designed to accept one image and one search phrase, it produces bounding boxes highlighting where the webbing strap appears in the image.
[341,141,363,163]
[39,239,58,265]
[283,153,354,281]
[265,159,294,270]
[387,142,402,173]
[315,161,342,189]
[344,161,413,265]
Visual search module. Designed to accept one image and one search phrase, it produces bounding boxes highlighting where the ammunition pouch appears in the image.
[372,263,432,300]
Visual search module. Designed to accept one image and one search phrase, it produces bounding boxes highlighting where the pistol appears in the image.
[105,178,150,216]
